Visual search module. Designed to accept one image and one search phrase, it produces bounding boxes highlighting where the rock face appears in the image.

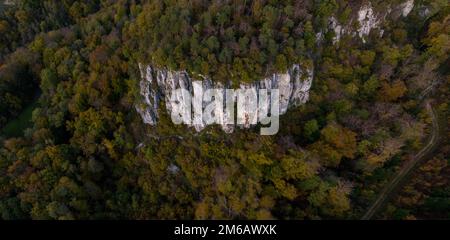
[329,16,344,44]
[357,3,382,42]
[329,1,414,43]
[400,0,414,17]
[135,64,314,133]
[328,3,383,44]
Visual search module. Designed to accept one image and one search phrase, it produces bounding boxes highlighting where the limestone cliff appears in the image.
[136,64,313,133]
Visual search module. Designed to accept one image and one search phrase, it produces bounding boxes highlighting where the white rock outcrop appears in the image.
[328,1,414,44]
[136,64,314,133]
[400,0,414,17]
[329,16,344,44]
[357,3,382,42]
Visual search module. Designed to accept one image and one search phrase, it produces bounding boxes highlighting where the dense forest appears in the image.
[0,0,448,219]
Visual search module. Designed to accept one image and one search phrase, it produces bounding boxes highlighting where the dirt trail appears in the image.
[361,102,440,220]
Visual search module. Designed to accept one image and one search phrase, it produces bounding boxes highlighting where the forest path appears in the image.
[361,101,441,220]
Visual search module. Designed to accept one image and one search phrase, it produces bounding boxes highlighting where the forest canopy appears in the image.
[0,0,448,220]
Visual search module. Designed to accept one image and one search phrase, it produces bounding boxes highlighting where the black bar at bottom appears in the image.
[0,220,447,239]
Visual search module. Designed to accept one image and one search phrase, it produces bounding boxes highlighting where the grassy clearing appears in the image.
[1,100,38,138]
